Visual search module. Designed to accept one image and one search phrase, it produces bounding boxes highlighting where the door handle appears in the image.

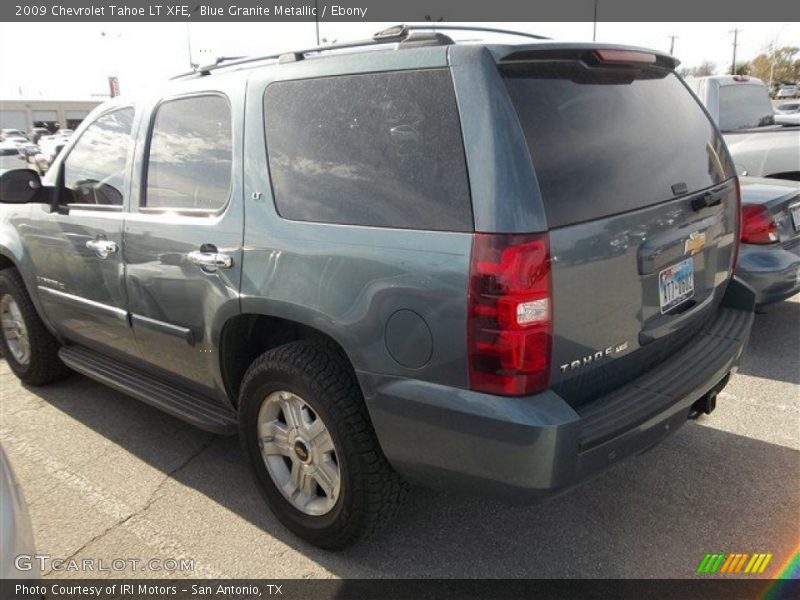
[187,250,233,271]
[85,239,118,259]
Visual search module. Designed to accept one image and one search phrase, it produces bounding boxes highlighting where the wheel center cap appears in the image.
[293,439,311,463]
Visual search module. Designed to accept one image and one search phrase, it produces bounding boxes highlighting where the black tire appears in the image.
[0,268,69,385]
[238,340,407,549]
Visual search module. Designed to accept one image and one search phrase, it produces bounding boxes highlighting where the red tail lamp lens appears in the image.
[468,233,552,396]
[741,203,779,245]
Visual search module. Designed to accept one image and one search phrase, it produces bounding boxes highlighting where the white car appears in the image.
[776,84,798,99]
[774,102,800,126]
[685,75,799,180]
[2,136,29,148]
[0,128,27,141]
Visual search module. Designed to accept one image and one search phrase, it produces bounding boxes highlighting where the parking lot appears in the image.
[0,294,798,579]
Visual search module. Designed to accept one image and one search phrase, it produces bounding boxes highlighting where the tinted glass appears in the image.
[502,63,735,228]
[718,84,776,131]
[63,108,134,206]
[0,147,18,156]
[145,95,232,210]
[264,69,472,231]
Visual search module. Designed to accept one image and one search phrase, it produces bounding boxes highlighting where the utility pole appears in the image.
[592,0,598,41]
[668,35,678,55]
[729,28,741,75]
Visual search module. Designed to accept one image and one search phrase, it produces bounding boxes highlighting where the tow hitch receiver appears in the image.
[689,391,717,419]
[689,374,731,420]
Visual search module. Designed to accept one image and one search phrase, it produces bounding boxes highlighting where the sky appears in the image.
[0,21,797,100]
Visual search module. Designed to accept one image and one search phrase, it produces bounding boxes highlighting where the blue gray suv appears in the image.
[0,27,755,548]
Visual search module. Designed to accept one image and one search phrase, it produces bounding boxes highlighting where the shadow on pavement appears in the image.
[738,296,800,386]
[22,370,800,579]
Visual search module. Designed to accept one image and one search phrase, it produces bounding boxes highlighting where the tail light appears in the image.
[468,233,552,396]
[732,178,742,271]
[741,203,780,245]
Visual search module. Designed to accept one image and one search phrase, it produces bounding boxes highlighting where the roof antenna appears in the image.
[314,0,320,45]
[185,21,197,70]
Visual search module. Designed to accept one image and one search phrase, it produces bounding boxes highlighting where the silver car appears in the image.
[776,84,799,99]
[0,444,37,579]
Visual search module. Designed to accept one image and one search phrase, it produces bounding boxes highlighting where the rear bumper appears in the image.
[736,242,800,305]
[359,278,755,499]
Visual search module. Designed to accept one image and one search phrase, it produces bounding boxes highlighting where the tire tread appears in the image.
[239,339,407,548]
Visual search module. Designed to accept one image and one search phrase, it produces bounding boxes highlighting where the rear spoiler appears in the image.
[495,43,679,70]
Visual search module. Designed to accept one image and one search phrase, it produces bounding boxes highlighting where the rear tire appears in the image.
[0,268,69,386]
[238,340,407,549]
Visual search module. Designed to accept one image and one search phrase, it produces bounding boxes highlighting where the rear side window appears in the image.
[502,62,735,228]
[144,95,232,211]
[264,69,472,231]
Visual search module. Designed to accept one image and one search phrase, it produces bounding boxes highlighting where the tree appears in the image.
[681,61,717,77]
[749,46,800,85]
[734,62,751,75]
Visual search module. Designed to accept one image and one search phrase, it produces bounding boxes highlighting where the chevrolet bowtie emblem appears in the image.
[685,231,707,255]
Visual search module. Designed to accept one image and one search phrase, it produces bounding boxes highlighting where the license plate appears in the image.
[791,204,800,232]
[659,258,695,313]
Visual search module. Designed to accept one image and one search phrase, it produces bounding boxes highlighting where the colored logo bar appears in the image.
[696,552,773,574]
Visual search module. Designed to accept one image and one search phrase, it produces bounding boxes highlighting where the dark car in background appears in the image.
[737,177,800,305]
[0,27,755,549]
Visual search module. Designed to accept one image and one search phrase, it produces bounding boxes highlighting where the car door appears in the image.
[21,106,137,358]
[124,89,243,397]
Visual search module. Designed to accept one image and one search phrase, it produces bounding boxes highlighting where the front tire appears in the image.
[0,268,69,386]
[238,340,407,549]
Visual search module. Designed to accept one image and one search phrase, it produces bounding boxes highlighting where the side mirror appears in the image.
[0,169,43,204]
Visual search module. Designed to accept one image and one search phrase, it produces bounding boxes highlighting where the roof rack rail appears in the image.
[171,24,453,80]
[170,23,548,80]
[404,24,550,41]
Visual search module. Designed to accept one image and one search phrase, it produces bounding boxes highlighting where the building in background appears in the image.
[0,98,103,134]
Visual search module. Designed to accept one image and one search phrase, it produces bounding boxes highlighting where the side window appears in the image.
[144,95,232,211]
[264,69,473,231]
[63,108,134,206]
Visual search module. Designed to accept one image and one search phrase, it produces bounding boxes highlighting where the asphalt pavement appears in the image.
[0,295,798,579]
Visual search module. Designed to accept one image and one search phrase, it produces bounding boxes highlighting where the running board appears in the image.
[58,345,237,435]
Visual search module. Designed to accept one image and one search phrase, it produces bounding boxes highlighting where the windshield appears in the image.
[718,84,775,131]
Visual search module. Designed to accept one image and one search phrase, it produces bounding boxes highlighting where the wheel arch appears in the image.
[0,251,15,271]
[0,243,60,339]
[218,312,358,407]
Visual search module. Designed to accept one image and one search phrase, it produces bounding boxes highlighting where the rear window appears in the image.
[502,62,735,228]
[264,69,472,231]
[718,84,776,131]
